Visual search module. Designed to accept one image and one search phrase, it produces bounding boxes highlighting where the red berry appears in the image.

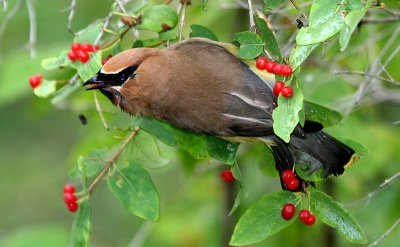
[304,213,316,226]
[286,177,299,191]
[77,50,89,63]
[93,45,100,52]
[81,42,94,52]
[220,170,235,182]
[29,74,42,88]
[71,42,81,52]
[281,203,296,220]
[67,50,78,61]
[299,209,311,222]
[63,184,75,193]
[273,63,284,75]
[282,65,293,77]
[67,202,78,212]
[256,57,268,70]
[273,81,285,97]
[281,169,295,183]
[265,61,276,73]
[63,192,77,204]
[281,86,293,98]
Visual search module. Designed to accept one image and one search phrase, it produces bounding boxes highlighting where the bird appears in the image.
[84,38,356,191]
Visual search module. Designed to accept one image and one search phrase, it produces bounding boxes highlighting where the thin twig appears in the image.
[25,0,37,58]
[127,221,155,247]
[344,172,400,207]
[87,128,140,193]
[366,218,400,247]
[334,70,400,86]
[93,91,110,131]
[67,0,77,34]
[247,0,256,31]
[1,0,7,11]
[0,0,23,52]
[115,0,139,39]
[178,2,187,40]
[360,16,400,25]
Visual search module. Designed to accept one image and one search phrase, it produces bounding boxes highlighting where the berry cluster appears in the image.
[63,184,78,212]
[220,169,235,182]
[281,169,299,191]
[273,81,293,98]
[67,42,100,63]
[281,203,316,226]
[256,57,293,77]
[256,57,294,98]
[29,74,42,88]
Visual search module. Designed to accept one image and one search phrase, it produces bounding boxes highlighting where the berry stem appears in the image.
[87,127,140,194]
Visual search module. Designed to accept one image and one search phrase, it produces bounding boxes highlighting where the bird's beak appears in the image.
[83,76,110,90]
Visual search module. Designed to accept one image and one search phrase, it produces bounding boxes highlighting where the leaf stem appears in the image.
[87,128,140,194]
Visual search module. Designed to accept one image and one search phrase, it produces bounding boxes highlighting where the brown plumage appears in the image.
[84,38,356,190]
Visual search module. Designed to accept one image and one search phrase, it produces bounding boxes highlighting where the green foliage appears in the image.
[33,79,57,98]
[76,149,108,178]
[310,191,367,243]
[263,0,286,12]
[233,31,264,59]
[254,15,282,63]
[76,51,102,82]
[71,198,92,247]
[230,191,298,245]
[41,51,71,70]
[303,101,342,127]
[289,44,319,70]
[137,5,178,32]
[272,78,304,143]
[132,117,239,165]
[107,160,160,222]
[189,24,219,41]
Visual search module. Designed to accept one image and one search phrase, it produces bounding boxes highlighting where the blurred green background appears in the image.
[1,0,400,246]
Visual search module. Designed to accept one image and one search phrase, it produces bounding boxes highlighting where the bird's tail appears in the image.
[268,130,355,191]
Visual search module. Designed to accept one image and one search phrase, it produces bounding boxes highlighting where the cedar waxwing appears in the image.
[84,38,355,190]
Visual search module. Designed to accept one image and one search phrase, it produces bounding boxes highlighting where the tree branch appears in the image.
[334,70,400,86]
[360,16,400,25]
[87,128,140,193]
[366,218,400,247]
[67,0,77,34]
[247,0,255,31]
[26,0,37,58]
[0,0,23,57]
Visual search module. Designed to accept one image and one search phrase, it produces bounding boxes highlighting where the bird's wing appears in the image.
[163,38,277,137]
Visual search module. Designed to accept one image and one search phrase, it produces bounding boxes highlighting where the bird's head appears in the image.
[83,48,161,113]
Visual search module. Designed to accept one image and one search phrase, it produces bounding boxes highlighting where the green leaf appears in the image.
[108,160,159,221]
[272,78,304,143]
[159,28,178,41]
[310,191,367,243]
[230,191,298,246]
[229,162,245,215]
[339,7,367,51]
[137,5,178,33]
[263,0,285,12]
[289,44,319,70]
[71,198,92,247]
[338,137,368,156]
[77,149,108,178]
[74,21,104,44]
[126,131,169,169]
[41,51,71,70]
[33,80,57,98]
[189,24,219,41]
[296,0,345,45]
[254,15,282,63]
[233,31,264,59]
[77,51,102,82]
[303,101,342,127]
[132,117,239,164]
